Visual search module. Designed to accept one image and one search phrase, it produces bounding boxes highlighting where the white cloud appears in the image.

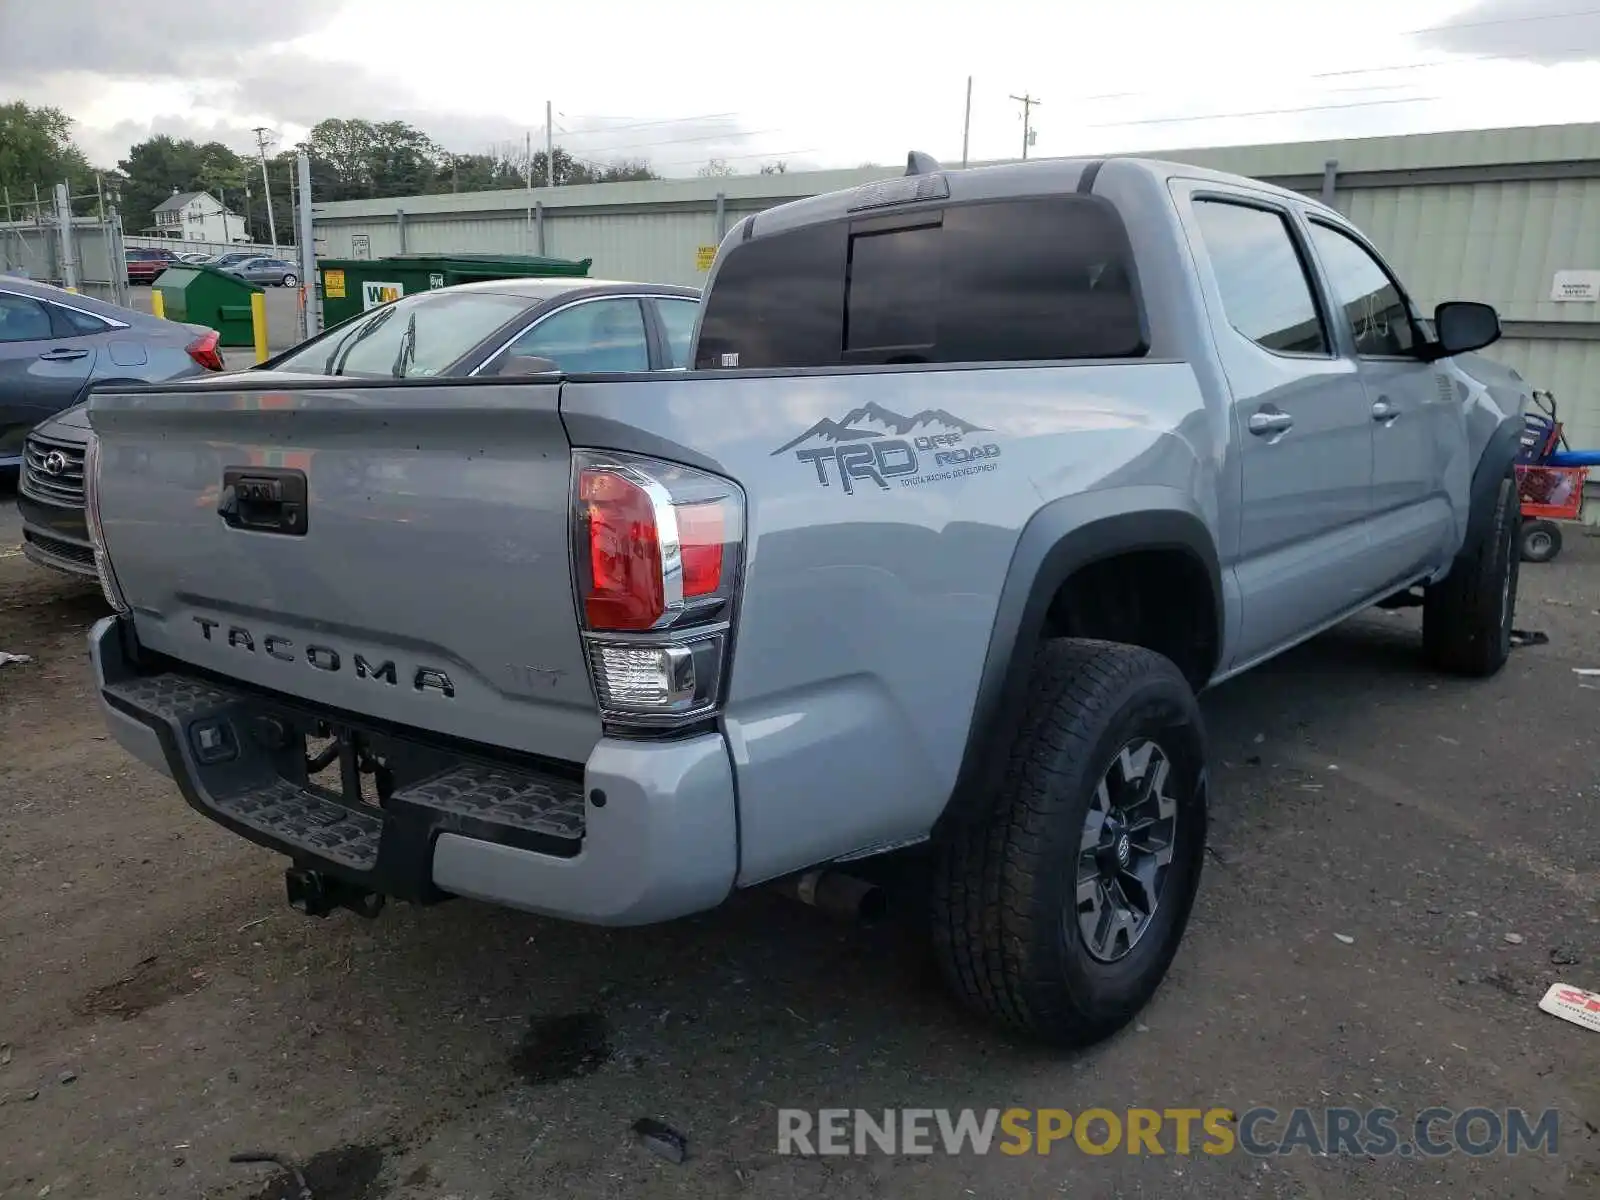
[8,0,1600,175]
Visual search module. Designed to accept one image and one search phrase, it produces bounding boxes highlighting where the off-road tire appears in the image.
[1519,518,1561,564]
[1423,472,1519,677]
[931,639,1208,1047]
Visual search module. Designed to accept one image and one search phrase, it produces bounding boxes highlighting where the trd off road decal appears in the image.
[772,402,1002,494]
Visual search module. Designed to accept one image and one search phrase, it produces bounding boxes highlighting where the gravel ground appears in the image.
[1,488,1597,1200]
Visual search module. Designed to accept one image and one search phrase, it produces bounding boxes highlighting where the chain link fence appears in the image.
[0,181,131,306]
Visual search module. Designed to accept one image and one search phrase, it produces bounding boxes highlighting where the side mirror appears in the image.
[1422,301,1501,361]
[494,354,560,376]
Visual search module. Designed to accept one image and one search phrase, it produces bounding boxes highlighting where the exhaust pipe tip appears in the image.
[781,869,887,924]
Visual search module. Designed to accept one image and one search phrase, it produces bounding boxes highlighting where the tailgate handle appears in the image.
[219,467,308,535]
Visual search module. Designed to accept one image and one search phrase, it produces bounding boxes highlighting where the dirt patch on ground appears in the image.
[78,954,211,1021]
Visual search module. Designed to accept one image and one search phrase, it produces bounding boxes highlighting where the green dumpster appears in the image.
[316,253,593,327]
[152,264,265,348]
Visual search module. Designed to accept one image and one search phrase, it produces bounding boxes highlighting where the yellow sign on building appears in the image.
[695,245,717,272]
[323,269,346,299]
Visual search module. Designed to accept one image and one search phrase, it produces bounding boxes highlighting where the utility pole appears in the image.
[545,100,554,187]
[1010,92,1041,160]
[961,76,973,169]
[524,130,534,253]
[286,166,297,246]
[54,183,79,292]
[296,151,317,339]
[253,126,279,250]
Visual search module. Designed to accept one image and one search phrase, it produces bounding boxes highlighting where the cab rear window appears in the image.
[694,195,1146,370]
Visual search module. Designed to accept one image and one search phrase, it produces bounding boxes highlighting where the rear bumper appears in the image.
[17,489,95,578]
[89,616,738,925]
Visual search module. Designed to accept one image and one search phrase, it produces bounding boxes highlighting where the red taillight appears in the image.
[574,453,743,634]
[572,451,745,727]
[677,502,725,597]
[186,329,225,372]
[581,468,665,631]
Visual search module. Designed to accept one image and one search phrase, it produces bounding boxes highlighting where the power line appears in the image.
[650,146,819,166]
[555,127,786,156]
[555,111,740,135]
[1088,94,1438,130]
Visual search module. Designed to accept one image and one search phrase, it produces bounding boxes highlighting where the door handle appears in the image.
[1371,398,1399,423]
[218,467,308,535]
[1248,409,1295,436]
[38,348,88,361]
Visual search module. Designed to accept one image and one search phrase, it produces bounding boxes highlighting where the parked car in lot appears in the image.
[82,154,1524,1046]
[16,277,699,579]
[263,277,701,376]
[124,246,182,285]
[3,277,225,574]
[202,251,262,270]
[221,257,301,287]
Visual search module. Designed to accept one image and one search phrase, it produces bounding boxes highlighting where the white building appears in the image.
[150,190,249,244]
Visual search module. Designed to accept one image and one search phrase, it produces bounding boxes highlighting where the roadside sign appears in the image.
[323,268,346,299]
[362,280,404,310]
[351,233,372,260]
[695,245,717,272]
[1551,270,1600,302]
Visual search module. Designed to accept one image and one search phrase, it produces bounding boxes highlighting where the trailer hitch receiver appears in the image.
[285,867,385,919]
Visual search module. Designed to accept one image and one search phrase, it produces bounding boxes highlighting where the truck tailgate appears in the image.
[87,380,601,763]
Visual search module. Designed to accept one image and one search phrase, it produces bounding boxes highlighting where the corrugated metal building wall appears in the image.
[314,123,1600,456]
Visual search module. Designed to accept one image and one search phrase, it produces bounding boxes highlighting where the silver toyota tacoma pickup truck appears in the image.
[83,153,1526,1046]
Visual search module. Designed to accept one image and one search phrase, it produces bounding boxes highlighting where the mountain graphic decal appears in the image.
[772,402,990,455]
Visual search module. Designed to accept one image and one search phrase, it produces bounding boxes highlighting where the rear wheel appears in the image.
[1519,518,1561,564]
[931,639,1208,1047]
[1423,472,1519,677]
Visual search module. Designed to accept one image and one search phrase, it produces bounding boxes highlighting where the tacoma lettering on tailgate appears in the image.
[192,616,456,697]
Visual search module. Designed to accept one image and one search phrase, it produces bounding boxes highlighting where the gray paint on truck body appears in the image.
[87,155,1517,920]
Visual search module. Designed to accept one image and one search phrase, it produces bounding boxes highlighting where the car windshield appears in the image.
[271,290,532,378]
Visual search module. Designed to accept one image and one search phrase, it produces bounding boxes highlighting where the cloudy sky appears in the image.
[3,0,1599,175]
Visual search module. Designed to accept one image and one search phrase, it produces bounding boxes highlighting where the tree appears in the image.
[759,161,788,175]
[117,135,250,233]
[696,158,736,178]
[431,144,658,193]
[304,118,445,201]
[0,102,95,217]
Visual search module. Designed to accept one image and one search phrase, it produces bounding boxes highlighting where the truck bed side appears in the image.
[559,363,1216,882]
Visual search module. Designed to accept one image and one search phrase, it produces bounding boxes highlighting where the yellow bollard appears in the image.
[251,292,268,364]
[150,290,166,320]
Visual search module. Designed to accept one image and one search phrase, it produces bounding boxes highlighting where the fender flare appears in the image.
[1460,415,1524,558]
[937,490,1222,832]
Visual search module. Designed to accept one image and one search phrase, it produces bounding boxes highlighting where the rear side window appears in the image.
[694,195,1146,369]
[0,293,52,342]
[272,290,530,378]
[55,305,111,335]
[1191,199,1329,356]
[654,297,701,368]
